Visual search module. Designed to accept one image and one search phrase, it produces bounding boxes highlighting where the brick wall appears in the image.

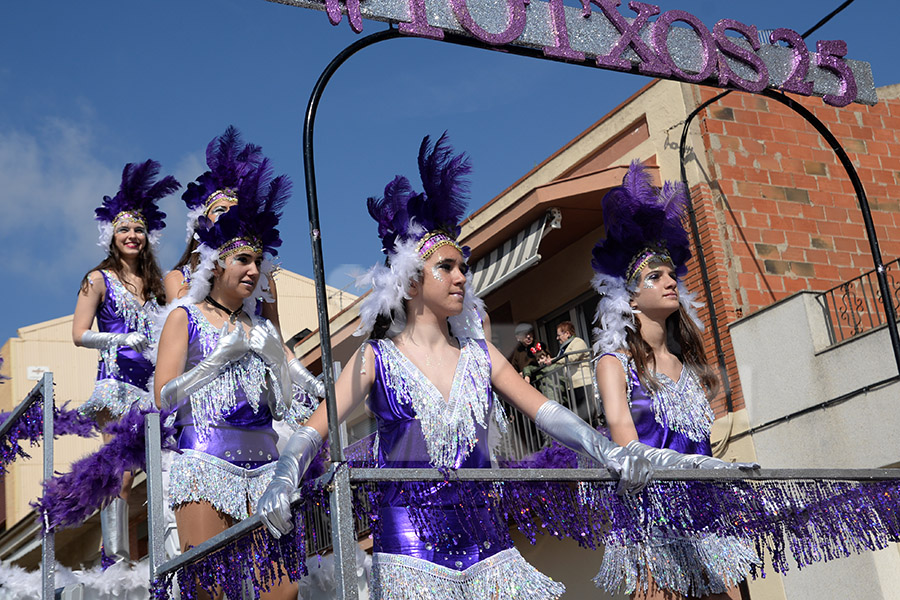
[686,87,900,416]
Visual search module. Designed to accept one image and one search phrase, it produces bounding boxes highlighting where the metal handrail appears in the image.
[153,464,900,582]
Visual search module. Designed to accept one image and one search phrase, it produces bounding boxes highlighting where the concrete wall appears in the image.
[730,291,900,599]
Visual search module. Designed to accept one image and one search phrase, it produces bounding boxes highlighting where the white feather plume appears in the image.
[591,272,635,355]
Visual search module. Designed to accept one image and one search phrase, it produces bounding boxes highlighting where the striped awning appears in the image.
[470,209,561,297]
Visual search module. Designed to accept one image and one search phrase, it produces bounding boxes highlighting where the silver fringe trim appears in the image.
[98,270,159,376]
[594,534,759,597]
[651,368,714,443]
[78,379,151,419]
[186,305,276,442]
[604,351,712,443]
[169,450,276,521]
[371,548,565,600]
[375,338,492,469]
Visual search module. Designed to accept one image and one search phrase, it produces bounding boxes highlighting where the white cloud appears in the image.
[0,119,195,293]
[326,263,368,292]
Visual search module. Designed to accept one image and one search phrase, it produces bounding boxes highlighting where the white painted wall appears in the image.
[730,291,900,599]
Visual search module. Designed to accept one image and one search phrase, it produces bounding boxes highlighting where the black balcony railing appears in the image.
[817,257,900,346]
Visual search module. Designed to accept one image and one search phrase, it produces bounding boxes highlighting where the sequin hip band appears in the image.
[594,533,760,597]
[370,547,565,600]
[169,449,276,521]
[78,378,152,420]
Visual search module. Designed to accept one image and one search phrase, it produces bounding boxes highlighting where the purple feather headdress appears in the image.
[181,126,265,241]
[182,154,290,309]
[591,161,703,354]
[356,133,486,338]
[94,160,180,250]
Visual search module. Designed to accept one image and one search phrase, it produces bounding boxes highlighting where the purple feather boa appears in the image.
[32,405,176,530]
[0,401,98,475]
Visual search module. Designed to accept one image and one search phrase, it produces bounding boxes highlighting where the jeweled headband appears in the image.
[204,188,239,212]
[416,231,464,260]
[625,246,673,285]
[218,237,263,259]
[111,211,148,230]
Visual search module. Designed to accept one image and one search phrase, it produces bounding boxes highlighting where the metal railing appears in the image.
[818,257,900,345]
[0,373,55,599]
[500,350,598,461]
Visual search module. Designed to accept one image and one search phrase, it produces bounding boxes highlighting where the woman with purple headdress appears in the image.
[154,155,298,600]
[257,134,654,599]
[590,162,759,599]
[164,125,323,401]
[72,160,180,563]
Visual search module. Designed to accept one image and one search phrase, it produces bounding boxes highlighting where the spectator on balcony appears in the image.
[510,322,540,383]
[590,161,758,599]
[528,348,565,403]
[555,321,594,423]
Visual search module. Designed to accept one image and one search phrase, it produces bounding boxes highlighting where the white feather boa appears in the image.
[354,232,486,340]
[0,560,150,599]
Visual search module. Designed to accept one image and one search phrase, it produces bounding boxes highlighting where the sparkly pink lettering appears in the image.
[543,0,585,60]
[399,0,445,40]
[816,40,857,107]
[651,10,715,83]
[713,19,768,93]
[324,0,364,33]
[590,0,670,77]
[449,0,528,46]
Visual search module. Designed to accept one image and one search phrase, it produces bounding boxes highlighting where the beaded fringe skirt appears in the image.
[79,378,152,420]
[595,533,760,597]
[169,449,276,520]
[370,547,565,600]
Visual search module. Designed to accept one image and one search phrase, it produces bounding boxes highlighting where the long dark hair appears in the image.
[625,304,718,399]
[79,240,166,306]
[173,237,200,273]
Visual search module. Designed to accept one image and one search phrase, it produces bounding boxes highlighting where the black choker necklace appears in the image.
[205,295,243,324]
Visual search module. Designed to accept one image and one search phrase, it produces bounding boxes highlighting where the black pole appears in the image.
[303,27,403,462]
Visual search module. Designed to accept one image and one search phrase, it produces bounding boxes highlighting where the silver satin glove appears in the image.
[535,400,653,495]
[257,426,323,538]
[289,359,326,398]
[159,324,249,410]
[626,440,760,470]
[248,320,293,418]
[81,330,150,353]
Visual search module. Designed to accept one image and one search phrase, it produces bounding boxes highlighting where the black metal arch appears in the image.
[678,88,900,396]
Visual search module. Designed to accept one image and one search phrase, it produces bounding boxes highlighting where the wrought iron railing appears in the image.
[817,257,900,345]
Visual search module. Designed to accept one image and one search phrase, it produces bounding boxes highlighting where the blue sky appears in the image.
[0,0,897,343]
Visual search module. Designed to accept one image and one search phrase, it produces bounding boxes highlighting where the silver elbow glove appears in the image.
[626,440,760,470]
[535,400,652,495]
[288,359,326,398]
[81,330,150,353]
[257,426,323,538]
[159,324,249,410]
[248,321,293,417]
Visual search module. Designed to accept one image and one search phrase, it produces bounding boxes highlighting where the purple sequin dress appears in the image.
[365,337,565,599]
[594,352,759,597]
[167,305,285,521]
[79,270,158,419]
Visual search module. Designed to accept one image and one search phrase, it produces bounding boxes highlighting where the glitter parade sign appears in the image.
[267,0,876,107]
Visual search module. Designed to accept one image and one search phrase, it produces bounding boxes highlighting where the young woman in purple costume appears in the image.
[72,160,180,564]
[256,134,654,600]
[591,162,759,600]
[155,156,298,600]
